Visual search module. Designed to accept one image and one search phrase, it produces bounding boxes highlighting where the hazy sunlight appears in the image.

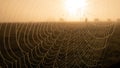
[65,0,87,18]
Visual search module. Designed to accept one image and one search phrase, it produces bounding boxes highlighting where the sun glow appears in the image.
[65,0,87,18]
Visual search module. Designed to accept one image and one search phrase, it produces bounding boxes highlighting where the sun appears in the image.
[65,0,87,17]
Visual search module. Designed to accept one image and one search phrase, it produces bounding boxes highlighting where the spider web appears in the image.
[0,22,116,68]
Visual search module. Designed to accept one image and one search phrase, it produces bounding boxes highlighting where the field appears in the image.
[0,22,120,68]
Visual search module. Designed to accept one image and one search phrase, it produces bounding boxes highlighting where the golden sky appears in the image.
[0,0,120,22]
